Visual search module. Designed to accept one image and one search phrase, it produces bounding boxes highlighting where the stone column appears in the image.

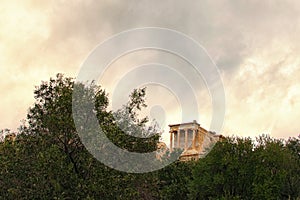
[192,129,196,149]
[170,131,173,152]
[199,130,205,152]
[177,130,180,148]
[184,129,188,150]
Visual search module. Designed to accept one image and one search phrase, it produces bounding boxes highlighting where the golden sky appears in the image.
[1,0,300,141]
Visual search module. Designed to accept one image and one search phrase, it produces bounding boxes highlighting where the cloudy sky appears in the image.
[1,0,300,142]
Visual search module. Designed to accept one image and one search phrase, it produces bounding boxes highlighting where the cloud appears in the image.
[0,0,299,140]
[223,43,300,138]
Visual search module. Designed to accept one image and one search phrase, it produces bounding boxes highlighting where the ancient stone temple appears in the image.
[169,120,224,161]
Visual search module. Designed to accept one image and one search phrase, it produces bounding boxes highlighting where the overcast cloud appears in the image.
[1,0,300,142]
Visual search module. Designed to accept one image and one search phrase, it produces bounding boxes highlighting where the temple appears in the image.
[169,120,224,161]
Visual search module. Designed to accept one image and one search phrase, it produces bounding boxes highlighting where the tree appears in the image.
[189,136,254,199]
[108,87,160,153]
[25,73,109,177]
[252,135,300,199]
[284,136,300,198]
[189,135,300,200]
[1,73,161,199]
[157,161,195,200]
[3,73,299,199]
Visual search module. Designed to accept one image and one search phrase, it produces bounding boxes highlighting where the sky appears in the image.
[1,0,300,143]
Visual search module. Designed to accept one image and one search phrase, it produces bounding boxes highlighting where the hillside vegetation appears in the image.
[1,74,299,199]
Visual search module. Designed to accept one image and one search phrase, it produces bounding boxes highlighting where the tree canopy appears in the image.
[0,74,299,199]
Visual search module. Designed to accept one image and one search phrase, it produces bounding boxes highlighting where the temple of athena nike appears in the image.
[168,120,224,161]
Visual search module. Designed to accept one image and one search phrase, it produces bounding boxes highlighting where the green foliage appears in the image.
[0,74,160,199]
[106,87,160,153]
[0,74,299,199]
[189,135,300,200]
[252,135,300,199]
[189,137,254,199]
[157,161,195,200]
